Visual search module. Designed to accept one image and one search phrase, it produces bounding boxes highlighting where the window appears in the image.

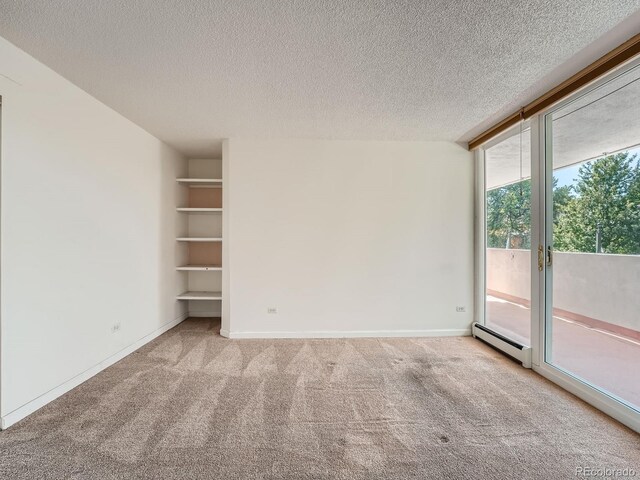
[483,123,531,346]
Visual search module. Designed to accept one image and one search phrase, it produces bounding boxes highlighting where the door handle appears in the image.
[538,245,544,271]
[547,245,553,267]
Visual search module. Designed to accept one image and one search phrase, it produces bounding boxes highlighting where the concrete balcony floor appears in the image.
[486,295,640,411]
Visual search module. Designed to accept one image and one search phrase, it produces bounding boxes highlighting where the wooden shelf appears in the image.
[176,265,222,271]
[177,291,222,301]
[177,237,222,242]
[176,208,222,213]
[177,178,222,187]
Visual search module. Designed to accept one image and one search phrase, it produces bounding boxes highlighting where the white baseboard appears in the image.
[0,313,188,430]
[225,328,471,339]
[188,311,221,318]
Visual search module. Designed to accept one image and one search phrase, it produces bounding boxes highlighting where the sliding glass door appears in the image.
[478,58,640,430]
[544,60,640,412]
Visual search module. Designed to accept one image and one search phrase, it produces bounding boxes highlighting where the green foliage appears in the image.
[554,152,640,254]
[486,179,531,249]
[552,183,572,223]
[486,152,640,255]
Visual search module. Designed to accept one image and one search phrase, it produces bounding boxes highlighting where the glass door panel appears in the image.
[545,62,640,411]
[484,123,532,346]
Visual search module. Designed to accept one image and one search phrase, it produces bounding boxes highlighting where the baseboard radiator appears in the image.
[471,322,532,368]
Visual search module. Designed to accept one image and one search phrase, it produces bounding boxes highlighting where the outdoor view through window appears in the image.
[485,124,532,348]
[485,62,640,412]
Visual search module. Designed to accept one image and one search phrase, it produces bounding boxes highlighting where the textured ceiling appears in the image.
[1,1,640,157]
[486,60,640,189]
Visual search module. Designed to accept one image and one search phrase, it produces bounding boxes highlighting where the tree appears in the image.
[485,151,640,254]
[554,152,640,254]
[553,182,572,223]
[486,179,531,249]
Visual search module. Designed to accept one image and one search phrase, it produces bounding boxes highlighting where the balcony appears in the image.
[486,248,640,410]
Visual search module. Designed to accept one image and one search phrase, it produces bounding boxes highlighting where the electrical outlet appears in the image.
[267,307,277,314]
[111,322,121,333]
[456,306,466,313]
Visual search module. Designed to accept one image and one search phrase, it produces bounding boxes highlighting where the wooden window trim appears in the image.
[468,32,640,150]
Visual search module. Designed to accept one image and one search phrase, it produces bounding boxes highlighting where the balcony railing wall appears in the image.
[487,248,640,333]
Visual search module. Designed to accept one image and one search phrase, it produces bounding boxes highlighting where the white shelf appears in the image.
[176,161,223,310]
[177,291,222,301]
[176,178,222,187]
[176,208,222,213]
[176,237,222,242]
[176,265,222,271]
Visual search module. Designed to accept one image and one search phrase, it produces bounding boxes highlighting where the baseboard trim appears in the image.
[225,328,471,339]
[0,313,188,430]
[188,311,221,318]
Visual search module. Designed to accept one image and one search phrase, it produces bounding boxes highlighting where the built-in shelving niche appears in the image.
[176,158,223,318]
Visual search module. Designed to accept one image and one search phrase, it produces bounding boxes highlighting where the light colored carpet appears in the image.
[0,318,638,479]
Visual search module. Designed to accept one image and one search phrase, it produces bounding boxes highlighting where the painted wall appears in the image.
[486,248,531,303]
[487,248,640,331]
[225,139,474,337]
[0,37,187,424]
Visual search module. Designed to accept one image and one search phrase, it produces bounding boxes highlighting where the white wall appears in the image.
[0,37,187,426]
[225,139,474,337]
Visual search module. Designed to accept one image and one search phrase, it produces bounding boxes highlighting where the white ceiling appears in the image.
[1,1,640,158]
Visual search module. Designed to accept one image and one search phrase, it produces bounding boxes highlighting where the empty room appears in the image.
[0,1,639,479]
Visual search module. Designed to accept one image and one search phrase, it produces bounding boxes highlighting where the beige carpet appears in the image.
[0,318,638,479]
